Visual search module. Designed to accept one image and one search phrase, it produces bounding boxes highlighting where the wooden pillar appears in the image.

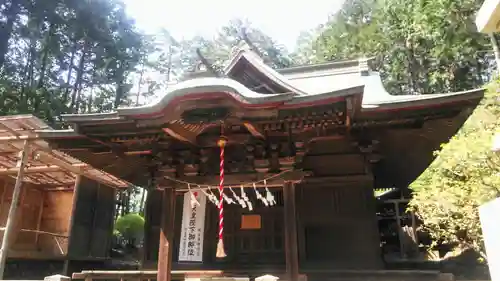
[141,188,153,268]
[0,140,30,279]
[283,181,299,281]
[157,187,176,281]
[63,175,82,276]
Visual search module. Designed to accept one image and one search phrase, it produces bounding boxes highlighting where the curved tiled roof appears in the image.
[60,49,484,122]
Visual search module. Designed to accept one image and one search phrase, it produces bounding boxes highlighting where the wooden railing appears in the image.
[4,274,71,281]
[72,270,225,281]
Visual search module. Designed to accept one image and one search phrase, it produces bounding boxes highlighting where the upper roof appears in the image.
[60,49,484,124]
[0,115,132,188]
[31,49,485,188]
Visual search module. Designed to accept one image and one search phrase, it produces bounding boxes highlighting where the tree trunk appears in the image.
[139,189,146,215]
[63,42,77,104]
[136,62,145,105]
[37,22,56,89]
[0,0,21,69]
[70,40,89,112]
[166,44,173,85]
[114,68,126,109]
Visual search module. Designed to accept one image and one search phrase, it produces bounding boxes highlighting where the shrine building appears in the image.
[38,49,484,281]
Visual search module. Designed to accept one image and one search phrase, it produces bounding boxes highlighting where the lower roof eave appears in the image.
[361,88,484,113]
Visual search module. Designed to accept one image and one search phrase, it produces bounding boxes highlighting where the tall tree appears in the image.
[311,0,491,95]
[0,0,148,122]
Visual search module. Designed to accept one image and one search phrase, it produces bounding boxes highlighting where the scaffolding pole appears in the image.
[0,140,30,279]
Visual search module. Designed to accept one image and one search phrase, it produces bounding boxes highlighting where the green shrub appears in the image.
[410,79,500,260]
[114,213,145,243]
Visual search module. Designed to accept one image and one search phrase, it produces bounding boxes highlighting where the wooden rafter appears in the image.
[0,115,132,188]
[0,164,88,175]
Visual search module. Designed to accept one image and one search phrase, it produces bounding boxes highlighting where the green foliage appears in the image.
[306,0,492,95]
[114,213,145,241]
[410,79,500,258]
[0,0,147,121]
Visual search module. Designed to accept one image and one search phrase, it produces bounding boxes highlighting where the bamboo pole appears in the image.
[0,140,30,279]
[0,227,68,238]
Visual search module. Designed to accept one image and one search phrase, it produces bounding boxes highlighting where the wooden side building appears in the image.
[0,115,132,279]
[38,50,484,281]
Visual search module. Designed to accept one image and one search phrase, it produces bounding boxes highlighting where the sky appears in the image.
[122,0,344,50]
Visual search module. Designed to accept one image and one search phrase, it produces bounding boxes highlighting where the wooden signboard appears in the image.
[241,215,261,230]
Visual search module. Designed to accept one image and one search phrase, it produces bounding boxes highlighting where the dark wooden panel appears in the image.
[90,185,115,257]
[297,182,382,269]
[213,189,285,266]
[303,154,366,176]
[307,138,357,155]
[68,178,97,257]
[68,179,115,259]
[144,189,164,262]
[170,189,285,268]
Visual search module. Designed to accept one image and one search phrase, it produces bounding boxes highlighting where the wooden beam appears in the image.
[34,151,121,189]
[0,140,29,279]
[162,124,197,145]
[0,135,41,142]
[0,164,88,175]
[157,188,176,281]
[243,122,265,139]
[63,175,82,276]
[283,181,299,281]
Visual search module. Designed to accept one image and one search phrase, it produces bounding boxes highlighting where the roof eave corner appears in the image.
[358,57,376,76]
[223,47,250,75]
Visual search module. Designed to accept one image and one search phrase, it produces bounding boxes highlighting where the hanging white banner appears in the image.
[178,191,206,262]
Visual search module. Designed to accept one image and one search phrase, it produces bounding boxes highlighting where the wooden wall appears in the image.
[39,190,74,256]
[297,181,382,269]
[0,178,73,258]
[67,177,115,259]
[143,179,382,271]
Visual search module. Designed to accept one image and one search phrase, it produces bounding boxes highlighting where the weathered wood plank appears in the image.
[157,188,176,281]
[283,182,299,281]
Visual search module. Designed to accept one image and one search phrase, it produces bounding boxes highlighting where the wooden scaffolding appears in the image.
[0,115,132,279]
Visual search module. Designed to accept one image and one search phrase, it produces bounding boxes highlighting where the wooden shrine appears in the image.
[38,49,484,281]
[0,115,132,279]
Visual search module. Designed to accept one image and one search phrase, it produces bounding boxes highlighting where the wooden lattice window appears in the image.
[221,189,285,265]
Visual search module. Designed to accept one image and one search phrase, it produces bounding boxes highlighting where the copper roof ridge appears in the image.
[279,57,376,74]
[224,49,309,96]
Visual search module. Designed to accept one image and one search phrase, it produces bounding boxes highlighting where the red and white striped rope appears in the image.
[218,141,225,241]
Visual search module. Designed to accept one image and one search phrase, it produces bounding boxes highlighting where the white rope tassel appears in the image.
[209,187,220,205]
[253,183,268,206]
[240,185,252,211]
[264,180,276,206]
[230,187,246,208]
[201,186,219,205]
[188,184,200,208]
[222,189,235,204]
